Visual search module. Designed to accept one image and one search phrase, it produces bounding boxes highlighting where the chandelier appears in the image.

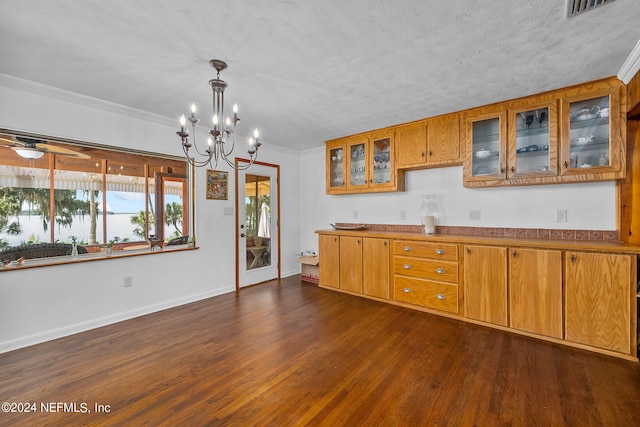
[177,59,261,169]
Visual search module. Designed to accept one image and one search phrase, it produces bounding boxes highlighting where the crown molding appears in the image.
[618,39,640,84]
[0,73,174,127]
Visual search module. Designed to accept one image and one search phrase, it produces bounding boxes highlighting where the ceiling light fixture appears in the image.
[177,59,261,169]
[14,148,45,160]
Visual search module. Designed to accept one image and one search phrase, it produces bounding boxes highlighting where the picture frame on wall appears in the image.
[206,170,228,200]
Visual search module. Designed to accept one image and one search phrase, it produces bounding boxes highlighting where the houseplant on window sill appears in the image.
[104,237,120,257]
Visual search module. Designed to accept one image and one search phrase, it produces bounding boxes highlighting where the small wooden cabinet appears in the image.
[363,238,390,299]
[319,234,390,298]
[509,248,563,338]
[326,132,404,194]
[396,115,461,170]
[463,245,508,326]
[318,235,340,288]
[565,251,633,354]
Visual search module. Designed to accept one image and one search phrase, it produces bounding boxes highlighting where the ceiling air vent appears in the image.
[566,0,615,18]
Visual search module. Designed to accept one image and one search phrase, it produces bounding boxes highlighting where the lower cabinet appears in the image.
[363,238,390,299]
[392,240,460,314]
[318,235,339,289]
[319,235,390,298]
[565,251,633,354]
[509,248,563,339]
[339,236,363,293]
[318,232,638,359]
[463,245,508,326]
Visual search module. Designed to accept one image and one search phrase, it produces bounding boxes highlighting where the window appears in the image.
[0,131,192,262]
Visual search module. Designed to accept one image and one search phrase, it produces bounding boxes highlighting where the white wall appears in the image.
[299,146,616,252]
[0,75,301,352]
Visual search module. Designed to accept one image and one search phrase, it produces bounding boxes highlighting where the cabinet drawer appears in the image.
[393,241,458,260]
[394,276,459,313]
[394,256,458,283]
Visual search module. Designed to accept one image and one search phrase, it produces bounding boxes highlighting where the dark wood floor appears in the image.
[1,276,639,426]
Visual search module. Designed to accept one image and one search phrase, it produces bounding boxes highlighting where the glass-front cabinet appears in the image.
[560,90,622,176]
[466,111,507,183]
[326,140,346,193]
[508,101,558,178]
[326,132,401,194]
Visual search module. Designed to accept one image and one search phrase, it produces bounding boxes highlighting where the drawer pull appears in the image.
[436,294,446,300]
[403,264,412,269]
[402,246,411,252]
[403,288,412,293]
[435,268,446,274]
[435,249,445,255]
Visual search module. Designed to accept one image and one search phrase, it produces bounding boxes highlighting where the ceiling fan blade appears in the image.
[36,143,90,159]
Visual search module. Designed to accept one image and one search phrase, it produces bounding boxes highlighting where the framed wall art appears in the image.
[206,170,228,200]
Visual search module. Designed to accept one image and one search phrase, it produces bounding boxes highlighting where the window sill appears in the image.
[0,245,198,272]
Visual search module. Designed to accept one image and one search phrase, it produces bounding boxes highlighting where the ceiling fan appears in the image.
[0,136,90,159]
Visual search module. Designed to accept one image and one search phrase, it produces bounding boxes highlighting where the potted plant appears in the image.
[105,236,119,256]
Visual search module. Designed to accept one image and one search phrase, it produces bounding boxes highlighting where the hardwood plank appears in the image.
[1,275,639,426]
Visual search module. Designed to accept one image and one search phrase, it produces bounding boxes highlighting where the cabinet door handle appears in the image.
[571,254,576,263]
[512,250,517,258]
[564,160,569,169]
[435,268,446,274]
[436,294,445,300]
[403,287,412,293]
[402,246,411,252]
[435,249,445,255]
[500,165,505,174]
[428,150,433,156]
[510,166,515,174]
[422,152,426,158]
[466,248,471,255]
[403,264,412,269]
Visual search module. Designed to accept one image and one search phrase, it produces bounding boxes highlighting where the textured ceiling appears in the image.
[1,0,639,152]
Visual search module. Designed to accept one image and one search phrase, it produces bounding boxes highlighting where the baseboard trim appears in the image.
[0,286,236,354]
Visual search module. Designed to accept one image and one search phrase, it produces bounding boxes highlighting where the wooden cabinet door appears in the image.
[427,116,460,164]
[363,238,390,299]
[325,140,347,194]
[319,235,340,288]
[339,236,363,293]
[463,245,508,326]
[565,252,632,354]
[396,123,427,169]
[464,110,508,185]
[509,248,562,338]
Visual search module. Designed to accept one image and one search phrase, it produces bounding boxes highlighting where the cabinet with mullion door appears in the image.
[507,100,559,179]
[464,110,508,184]
[326,139,346,194]
[560,88,624,178]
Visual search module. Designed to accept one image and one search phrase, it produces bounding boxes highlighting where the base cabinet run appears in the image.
[317,231,639,360]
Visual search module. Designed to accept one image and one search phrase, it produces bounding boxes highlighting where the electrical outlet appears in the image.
[400,210,406,220]
[555,209,568,223]
[124,276,133,287]
[353,210,358,219]
[469,210,481,221]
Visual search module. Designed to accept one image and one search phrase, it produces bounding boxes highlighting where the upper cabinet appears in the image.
[560,89,623,177]
[326,77,626,194]
[326,132,404,194]
[396,114,461,170]
[464,77,626,187]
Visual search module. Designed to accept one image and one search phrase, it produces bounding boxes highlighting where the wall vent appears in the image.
[566,0,615,18]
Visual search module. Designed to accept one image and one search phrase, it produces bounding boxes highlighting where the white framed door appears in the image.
[236,160,279,288]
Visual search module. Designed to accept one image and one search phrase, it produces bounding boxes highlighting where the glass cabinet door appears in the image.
[327,145,345,190]
[508,102,558,178]
[561,92,620,174]
[371,137,392,185]
[347,139,367,189]
[467,112,507,181]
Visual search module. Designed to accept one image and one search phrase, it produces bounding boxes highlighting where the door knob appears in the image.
[241,233,246,237]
